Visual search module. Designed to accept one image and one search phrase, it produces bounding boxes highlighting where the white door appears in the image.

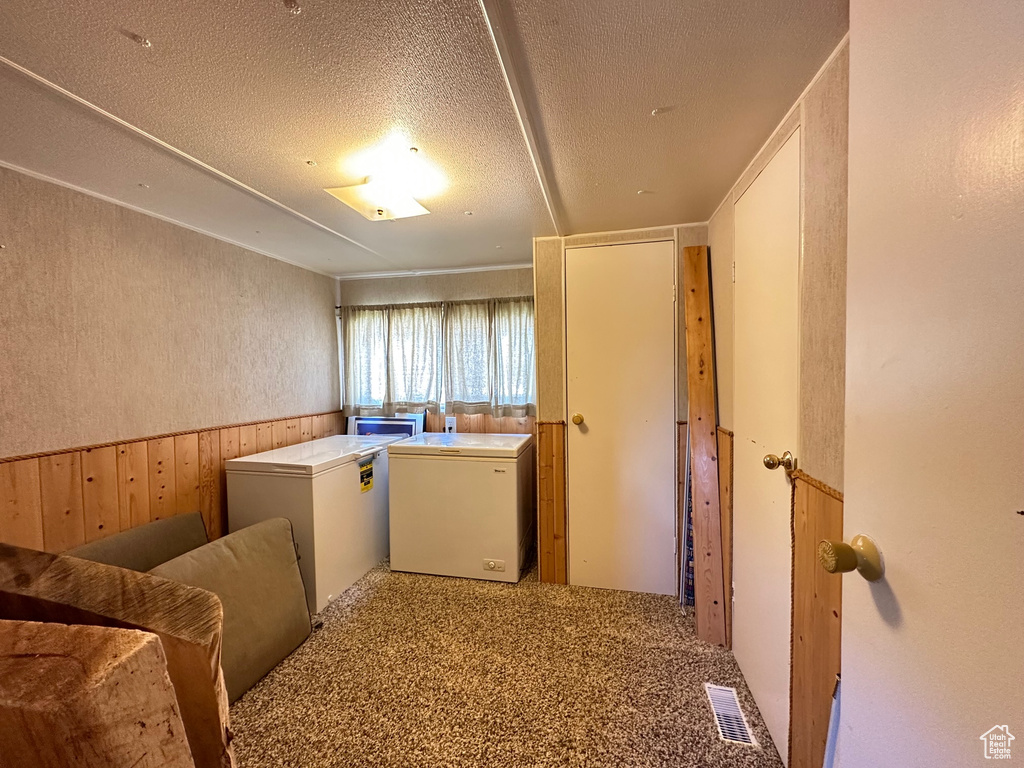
[565,240,677,595]
[732,128,801,763]
[840,3,1024,765]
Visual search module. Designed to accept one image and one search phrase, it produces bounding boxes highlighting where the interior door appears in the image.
[732,128,801,764]
[565,240,677,595]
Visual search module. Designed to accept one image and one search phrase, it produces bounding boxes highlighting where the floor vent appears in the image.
[705,684,758,746]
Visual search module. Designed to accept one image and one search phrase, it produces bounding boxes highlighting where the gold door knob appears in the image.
[571,412,585,425]
[818,534,884,582]
[763,450,796,471]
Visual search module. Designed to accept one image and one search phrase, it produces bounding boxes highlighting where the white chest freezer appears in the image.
[226,435,402,613]
[388,433,535,583]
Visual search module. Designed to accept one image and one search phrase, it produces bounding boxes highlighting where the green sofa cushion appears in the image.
[150,518,311,703]
[67,512,208,572]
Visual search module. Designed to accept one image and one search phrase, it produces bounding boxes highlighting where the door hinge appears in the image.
[731,261,736,283]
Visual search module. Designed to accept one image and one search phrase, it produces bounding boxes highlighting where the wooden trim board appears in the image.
[683,245,728,646]
[717,427,734,648]
[537,421,567,584]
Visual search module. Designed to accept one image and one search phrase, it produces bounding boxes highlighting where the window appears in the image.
[339,298,535,416]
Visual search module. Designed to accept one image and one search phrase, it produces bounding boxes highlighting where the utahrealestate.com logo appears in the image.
[980,726,1015,760]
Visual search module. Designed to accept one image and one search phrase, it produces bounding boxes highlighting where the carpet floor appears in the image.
[230,562,784,768]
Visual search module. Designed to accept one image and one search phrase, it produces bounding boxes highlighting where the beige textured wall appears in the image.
[707,40,848,490]
[0,167,339,458]
[336,268,533,306]
[533,238,564,422]
[532,225,708,423]
[798,44,848,491]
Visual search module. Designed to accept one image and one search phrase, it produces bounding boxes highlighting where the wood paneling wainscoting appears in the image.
[422,413,535,434]
[789,470,843,768]
[0,412,538,555]
[0,412,347,553]
[536,421,567,584]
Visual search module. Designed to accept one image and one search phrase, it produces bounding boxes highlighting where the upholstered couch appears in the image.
[0,514,312,767]
[68,513,312,703]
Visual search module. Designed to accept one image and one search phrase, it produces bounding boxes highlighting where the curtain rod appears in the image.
[338,296,533,312]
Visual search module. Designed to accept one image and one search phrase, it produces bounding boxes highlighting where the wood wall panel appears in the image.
[239,425,258,456]
[173,433,200,516]
[81,446,119,543]
[299,416,313,442]
[219,427,239,463]
[311,415,325,439]
[256,423,274,452]
[0,459,44,550]
[199,430,223,540]
[116,441,149,529]
[284,419,301,446]
[272,421,287,449]
[39,453,85,553]
[790,474,843,768]
[537,421,567,584]
[147,438,176,521]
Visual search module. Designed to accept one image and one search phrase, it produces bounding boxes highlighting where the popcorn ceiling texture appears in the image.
[0,0,553,274]
[230,561,783,768]
[0,168,339,458]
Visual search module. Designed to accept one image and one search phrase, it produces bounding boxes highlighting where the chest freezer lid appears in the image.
[387,432,533,459]
[225,434,403,474]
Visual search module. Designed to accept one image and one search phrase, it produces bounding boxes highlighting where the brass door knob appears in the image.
[818,534,884,581]
[763,450,796,471]
[571,412,585,425]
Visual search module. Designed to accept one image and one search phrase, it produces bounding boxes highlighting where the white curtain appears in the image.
[387,304,442,411]
[340,298,535,417]
[443,301,493,413]
[341,306,387,411]
[492,298,536,416]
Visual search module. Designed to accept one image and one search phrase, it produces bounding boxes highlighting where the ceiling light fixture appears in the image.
[464,211,473,216]
[305,159,317,166]
[326,131,447,221]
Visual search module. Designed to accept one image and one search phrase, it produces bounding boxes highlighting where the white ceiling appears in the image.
[0,0,847,277]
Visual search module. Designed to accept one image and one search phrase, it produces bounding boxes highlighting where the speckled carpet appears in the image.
[230,561,783,768]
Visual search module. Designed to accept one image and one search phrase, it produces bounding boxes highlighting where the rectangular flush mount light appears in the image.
[324,182,429,221]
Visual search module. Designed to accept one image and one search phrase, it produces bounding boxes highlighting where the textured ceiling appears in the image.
[507,0,849,234]
[0,0,847,276]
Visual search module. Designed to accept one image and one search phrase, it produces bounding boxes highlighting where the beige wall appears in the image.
[336,268,533,306]
[708,41,849,491]
[840,1,1023,764]
[533,238,564,422]
[533,225,708,423]
[0,167,339,458]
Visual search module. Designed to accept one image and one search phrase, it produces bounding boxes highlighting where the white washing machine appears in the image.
[388,433,535,582]
[226,434,402,613]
